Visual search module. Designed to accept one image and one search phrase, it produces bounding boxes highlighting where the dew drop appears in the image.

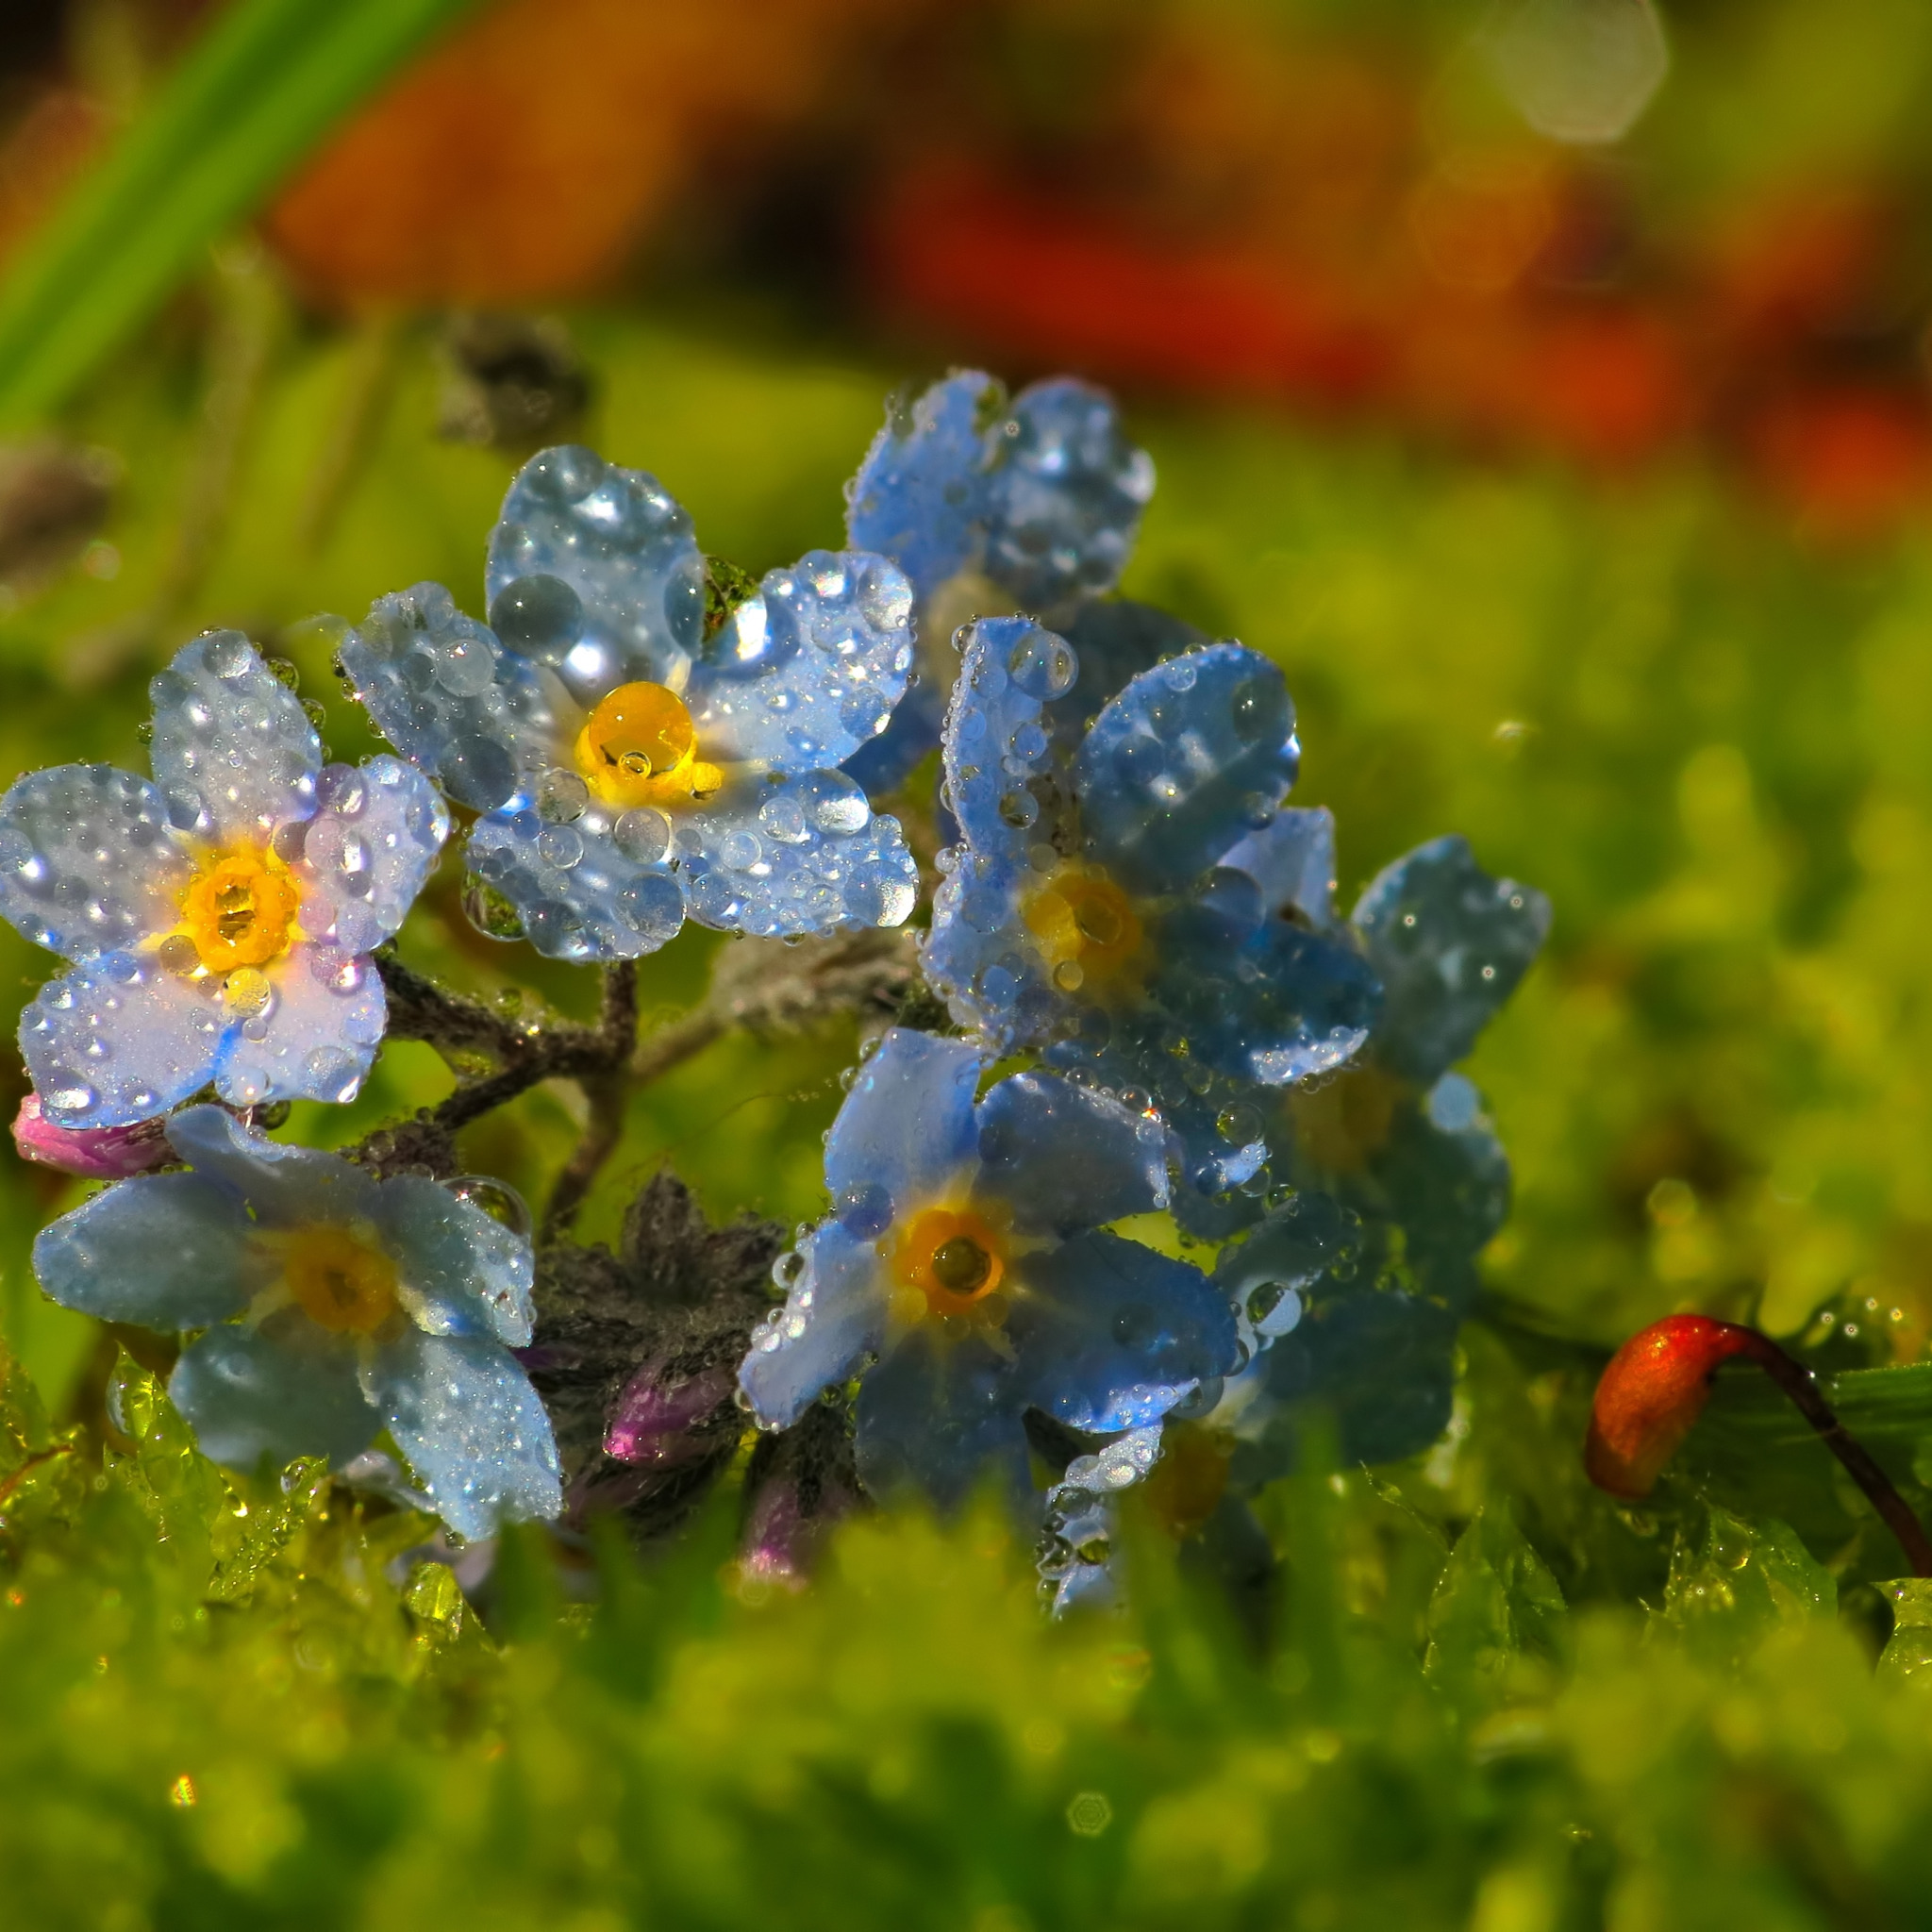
[442,1174,533,1241]
[612,807,675,866]
[536,768,590,824]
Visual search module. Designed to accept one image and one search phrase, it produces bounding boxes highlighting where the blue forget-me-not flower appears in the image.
[843,372,1155,791]
[33,1105,560,1541]
[340,445,922,960]
[924,616,1380,1097]
[0,633,447,1129]
[1192,836,1550,1476]
[737,1027,1238,1510]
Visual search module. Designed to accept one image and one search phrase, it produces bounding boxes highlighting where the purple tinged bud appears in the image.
[13,1093,172,1180]
[740,1444,858,1589]
[603,1359,737,1467]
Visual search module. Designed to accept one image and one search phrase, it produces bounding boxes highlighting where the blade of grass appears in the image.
[0,0,484,427]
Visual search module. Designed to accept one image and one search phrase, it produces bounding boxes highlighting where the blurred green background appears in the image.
[9,0,1932,1924]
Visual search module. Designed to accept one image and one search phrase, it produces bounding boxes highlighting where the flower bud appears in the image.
[12,1093,172,1180]
[602,1358,737,1468]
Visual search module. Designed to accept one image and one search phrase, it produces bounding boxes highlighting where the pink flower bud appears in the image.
[12,1094,172,1180]
[602,1359,737,1468]
[739,1414,859,1589]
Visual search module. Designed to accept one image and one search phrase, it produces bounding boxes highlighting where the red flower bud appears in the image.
[1585,1313,1766,1498]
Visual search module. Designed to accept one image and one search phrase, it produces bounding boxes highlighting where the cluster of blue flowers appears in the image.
[735,374,1547,1604]
[2,367,1545,1590]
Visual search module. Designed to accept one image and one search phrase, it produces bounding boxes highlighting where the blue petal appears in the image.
[21,952,224,1127]
[171,1323,377,1471]
[984,377,1153,610]
[465,808,684,962]
[365,1329,563,1541]
[1212,1192,1364,1340]
[973,1070,1167,1238]
[148,633,320,846]
[1350,835,1551,1083]
[1008,1230,1237,1433]
[212,945,384,1110]
[166,1104,382,1232]
[690,550,914,770]
[369,1174,536,1346]
[922,848,1064,1054]
[1042,1021,1271,1200]
[841,678,947,794]
[1219,807,1338,925]
[845,371,999,603]
[338,584,558,812]
[824,1027,982,1218]
[0,764,189,961]
[739,1220,887,1428]
[1234,1283,1457,1476]
[677,780,918,940]
[1366,1078,1511,1314]
[1075,645,1299,895]
[1156,914,1380,1087]
[33,1170,267,1328]
[941,616,1078,858]
[852,1323,1029,1512]
[1049,599,1206,766]
[484,445,703,702]
[294,758,448,958]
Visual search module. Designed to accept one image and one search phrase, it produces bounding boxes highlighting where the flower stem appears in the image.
[1587,1313,1932,1576]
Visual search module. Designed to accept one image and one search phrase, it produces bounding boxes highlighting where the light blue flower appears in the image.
[1180,839,1550,1479]
[843,372,1155,791]
[339,446,921,960]
[33,1106,559,1540]
[737,1027,1237,1511]
[924,617,1380,1095]
[0,633,446,1129]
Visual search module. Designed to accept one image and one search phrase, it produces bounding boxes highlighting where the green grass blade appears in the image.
[0,0,484,427]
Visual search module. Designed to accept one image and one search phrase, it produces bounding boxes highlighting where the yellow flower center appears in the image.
[1288,1062,1407,1174]
[1023,865,1144,993]
[177,848,300,974]
[889,1204,1010,1322]
[280,1224,400,1335]
[573,680,724,810]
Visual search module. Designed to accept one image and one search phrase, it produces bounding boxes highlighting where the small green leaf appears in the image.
[0,1335,83,1535]
[1424,1504,1567,1698]
[1655,1504,1834,1665]
[1878,1578,1932,1686]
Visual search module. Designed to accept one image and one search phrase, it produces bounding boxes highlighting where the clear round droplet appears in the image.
[443,1174,533,1241]
[221,967,274,1019]
[1230,676,1273,742]
[835,1181,893,1240]
[489,575,583,656]
[43,1071,96,1117]
[998,789,1039,829]
[612,807,675,866]
[1007,625,1077,700]
[1217,1103,1263,1144]
[758,792,811,844]
[536,768,590,824]
[806,772,871,836]
[436,634,498,697]
[1053,959,1084,992]
[536,825,583,870]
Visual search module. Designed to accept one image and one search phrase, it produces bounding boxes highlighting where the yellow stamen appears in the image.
[573,680,724,810]
[1024,865,1144,987]
[1288,1062,1407,1174]
[890,1204,1010,1320]
[177,849,300,974]
[278,1224,400,1335]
